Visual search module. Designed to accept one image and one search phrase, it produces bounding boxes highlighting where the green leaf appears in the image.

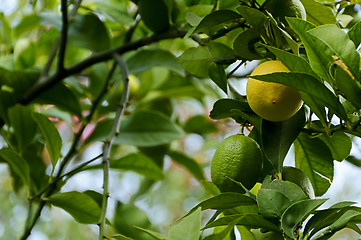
[93,153,164,180]
[203,217,240,240]
[36,83,82,116]
[168,208,201,240]
[168,151,205,180]
[46,191,102,224]
[287,18,333,84]
[294,132,334,196]
[237,6,268,30]
[251,72,347,120]
[261,108,305,170]
[335,65,361,109]
[233,28,262,60]
[93,1,135,25]
[194,10,241,36]
[237,226,256,240]
[181,193,256,220]
[0,148,30,187]
[348,21,361,47]
[209,99,261,129]
[201,180,221,196]
[208,62,228,94]
[257,189,292,218]
[281,198,327,238]
[299,0,336,25]
[317,131,352,162]
[183,114,217,135]
[32,112,62,167]
[132,226,166,240]
[110,234,135,240]
[138,0,170,33]
[8,105,37,151]
[268,180,308,203]
[115,110,185,147]
[127,49,184,76]
[67,14,110,52]
[308,24,360,80]
[204,214,280,232]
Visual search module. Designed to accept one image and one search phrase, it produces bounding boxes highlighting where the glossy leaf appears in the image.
[46,191,102,224]
[8,105,37,151]
[299,0,336,25]
[261,108,305,170]
[308,24,360,80]
[168,208,201,240]
[194,10,241,36]
[348,21,361,47]
[237,6,268,30]
[251,72,347,120]
[317,131,352,161]
[168,151,205,180]
[281,199,327,238]
[32,112,62,167]
[208,62,228,94]
[209,99,261,129]
[127,49,184,76]
[294,132,334,196]
[233,28,262,60]
[257,189,292,218]
[335,65,361,109]
[115,110,185,147]
[287,18,333,84]
[0,148,30,187]
[204,214,280,232]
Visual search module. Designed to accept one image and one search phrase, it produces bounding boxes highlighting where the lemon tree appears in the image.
[1,0,361,240]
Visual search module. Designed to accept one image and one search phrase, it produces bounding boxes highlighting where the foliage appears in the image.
[0,0,361,239]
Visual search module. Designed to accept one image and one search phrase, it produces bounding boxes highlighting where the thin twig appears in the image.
[227,60,245,77]
[57,0,69,72]
[98,54,130,239]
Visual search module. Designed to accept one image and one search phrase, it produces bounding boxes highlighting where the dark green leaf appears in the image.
[345,155,361,167]
[348,21,361,47]
[308,24,360,80]
[233,28,262,60]
[168,151,205,180]
[209,99,261,129]
[0,148,30,187]
[32,112,62,167]
[294,132,334,196]
[237,6,268,30]
[287,18,333,84]
[204,214,280,232]
[127,49,184,76]
[195,10,241,36]
[115,110,185,147]
[335,66,361,109]
[208,62,228,94]
[251,72,347,120]
[67,14,110,52]
[261,108,305,170]
[298,0,336,25]
[281,199,327,238]
[168,208,201,240]
[8,105,37,151]
[138,0,170,33]
[46,191,102,224]
[257,189,292,218]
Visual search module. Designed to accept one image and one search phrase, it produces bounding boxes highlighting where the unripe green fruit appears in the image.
[211,134,263,193]
[264,0,306,25]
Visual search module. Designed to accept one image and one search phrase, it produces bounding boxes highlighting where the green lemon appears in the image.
[282,166,315,199]
[246,60,303,122]
[211,134,263,193]
[264,0,306,25]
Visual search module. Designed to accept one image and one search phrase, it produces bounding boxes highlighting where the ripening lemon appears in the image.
[211,134,263,193]
[246,60,303,122]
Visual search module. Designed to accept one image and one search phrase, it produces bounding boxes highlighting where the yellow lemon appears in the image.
[246,60,303,122]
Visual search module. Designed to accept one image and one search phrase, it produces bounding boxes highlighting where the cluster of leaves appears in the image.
[1,0,361,239]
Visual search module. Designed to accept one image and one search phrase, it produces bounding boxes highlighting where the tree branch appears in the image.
[98,54,130,239]
[20,30,186,106]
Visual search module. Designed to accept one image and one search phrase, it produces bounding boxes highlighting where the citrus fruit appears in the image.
[211,134,263,193]
[282,166,314,199]
[246,60,303,122]
[264,0,306,25]
[138,0,170,33]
